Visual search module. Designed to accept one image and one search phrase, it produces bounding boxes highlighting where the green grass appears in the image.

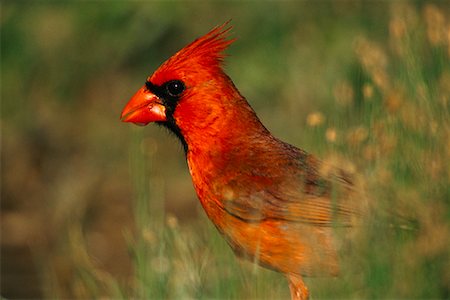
[2,1,449,299]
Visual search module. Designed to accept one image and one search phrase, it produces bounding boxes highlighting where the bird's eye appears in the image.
[166,80,185,97]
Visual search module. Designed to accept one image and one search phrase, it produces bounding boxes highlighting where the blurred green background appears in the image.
[1,1,449,299]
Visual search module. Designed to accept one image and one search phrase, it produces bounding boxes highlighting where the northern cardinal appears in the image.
[121,23,365,300]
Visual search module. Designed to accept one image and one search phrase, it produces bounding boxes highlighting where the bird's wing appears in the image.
[220,158,364,227]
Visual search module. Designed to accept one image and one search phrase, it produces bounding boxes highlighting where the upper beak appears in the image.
[120,86,166,126]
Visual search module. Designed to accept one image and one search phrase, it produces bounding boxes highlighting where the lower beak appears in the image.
[120,86,166,125]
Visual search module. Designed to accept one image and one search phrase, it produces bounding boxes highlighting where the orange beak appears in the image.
[120,86,166,126]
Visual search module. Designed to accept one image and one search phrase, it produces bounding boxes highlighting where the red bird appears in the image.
[121,23,364,300]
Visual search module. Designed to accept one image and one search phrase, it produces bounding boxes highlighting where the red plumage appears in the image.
[121,23,365,300]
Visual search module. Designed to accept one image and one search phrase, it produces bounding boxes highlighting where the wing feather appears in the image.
[219,151,364,227]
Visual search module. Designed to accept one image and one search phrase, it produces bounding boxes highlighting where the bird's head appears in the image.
[121,22,242,151]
